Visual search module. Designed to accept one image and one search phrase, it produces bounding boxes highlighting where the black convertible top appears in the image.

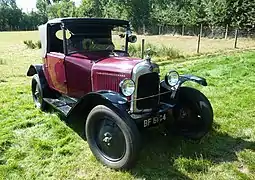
[39,17,130,57]
[47,17,129,27]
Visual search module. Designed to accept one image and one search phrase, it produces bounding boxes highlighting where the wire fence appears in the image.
[136,24,255,54]
[138,24,255,39]
[1,23,255,55]
[2,23,255,39]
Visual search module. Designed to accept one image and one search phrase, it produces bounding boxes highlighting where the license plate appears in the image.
[144,113,167,128]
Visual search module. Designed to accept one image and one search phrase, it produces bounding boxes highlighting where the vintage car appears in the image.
[27,18,213,169]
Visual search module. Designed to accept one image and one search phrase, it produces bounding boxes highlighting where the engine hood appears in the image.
[92,56,143,75]
[92,56,143,92]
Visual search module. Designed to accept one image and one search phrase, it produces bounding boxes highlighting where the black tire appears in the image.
[31,74,47,111]
[86,105,140,170]
[171,87,213,140]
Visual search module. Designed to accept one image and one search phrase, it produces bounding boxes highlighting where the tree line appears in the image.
[0,0,254,34]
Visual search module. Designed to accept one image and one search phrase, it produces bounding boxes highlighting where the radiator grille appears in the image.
[136,72,159,109]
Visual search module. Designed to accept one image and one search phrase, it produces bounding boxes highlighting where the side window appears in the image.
[48,29,63,53]
[48,28,71,53]
[55,30,71,40]
[112,26,126,51]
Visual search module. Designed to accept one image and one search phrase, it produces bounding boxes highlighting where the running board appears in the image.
[43,98,74,116]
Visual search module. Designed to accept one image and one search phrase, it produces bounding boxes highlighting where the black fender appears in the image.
[27,64,43,76]
[179,74,207,86]
[66,90,130,128]
[27,64,48,89]
[160,74,207,103]
[26,64,47,85]
[160,74,207,91]
[26,64,56,98]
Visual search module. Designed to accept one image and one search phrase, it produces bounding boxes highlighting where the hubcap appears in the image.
[95,119,126,161]
[174,102,204,133]
[102,132,112,146]
[179,108,189,119]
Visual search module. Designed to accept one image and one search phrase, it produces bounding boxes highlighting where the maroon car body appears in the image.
[44,52,142,98]
[26,18,213,170]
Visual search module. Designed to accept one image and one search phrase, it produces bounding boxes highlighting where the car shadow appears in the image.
[130,123,254,179]
[59,113,254,179]
[58,113,87,140]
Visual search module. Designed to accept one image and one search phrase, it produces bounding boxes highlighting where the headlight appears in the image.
[165,70,179,86]
[119,79,135,97]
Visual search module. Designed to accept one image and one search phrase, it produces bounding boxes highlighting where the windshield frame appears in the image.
[61,23,131,56]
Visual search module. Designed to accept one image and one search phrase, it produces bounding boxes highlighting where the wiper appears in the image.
[68,49,125,55]
[67,50,86,55]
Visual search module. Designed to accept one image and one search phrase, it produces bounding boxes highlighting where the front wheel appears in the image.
[85,105,140,169]
[171,87,213,140]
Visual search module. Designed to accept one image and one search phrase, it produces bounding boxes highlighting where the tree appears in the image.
[47,0,77,18]
[0,0,254,33]
[102,0,128,20]
[77,0,103,17]
[0,0,23,30]
[115,0,151,33]
[203,0,228,28]
[226,0,255,29]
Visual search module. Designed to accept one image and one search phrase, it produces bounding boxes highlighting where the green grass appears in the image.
[0,31,255,179]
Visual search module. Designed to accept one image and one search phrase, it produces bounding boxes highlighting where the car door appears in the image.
[65,54,93,98]
[45,52,67,94]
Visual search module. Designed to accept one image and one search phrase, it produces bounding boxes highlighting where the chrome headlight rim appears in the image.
[165,70,180,86]
[119,79,135,97]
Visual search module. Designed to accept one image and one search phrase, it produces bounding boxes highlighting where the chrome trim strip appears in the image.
[130,60,160,113]
[128,90,171,103]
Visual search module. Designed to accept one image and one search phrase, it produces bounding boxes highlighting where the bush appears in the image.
[0,58,6,65]
[23,40,36,49]
[35,40,42,49]
[129,44,141,57]
[146,43,158,57]
[160,45,183,60]
[23,40,41,49]
[128,43,183,60]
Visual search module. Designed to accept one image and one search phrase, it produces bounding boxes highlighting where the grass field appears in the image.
[136,35,255,56]
[0,31,255,180]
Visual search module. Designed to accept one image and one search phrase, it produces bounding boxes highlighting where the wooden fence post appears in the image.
[225,24,229,39]
[182,25,185,36]
[141,39,145,59]
[143,24,146,35]
[200,24,203,37]
[212,26,214,37]
[234,29,238,48]
[197,24,203,53]
[197,34,201,54]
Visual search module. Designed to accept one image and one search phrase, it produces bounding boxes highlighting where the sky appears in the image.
[16,0,82,12]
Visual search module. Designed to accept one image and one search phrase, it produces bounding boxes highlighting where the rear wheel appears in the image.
[86,105,140,169]
[31,74,47,111]
[171,87,213,140]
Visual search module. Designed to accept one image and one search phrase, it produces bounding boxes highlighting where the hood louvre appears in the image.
[93,72,124,92]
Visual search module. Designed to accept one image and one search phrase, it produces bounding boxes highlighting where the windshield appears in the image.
[65,25,127,54]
